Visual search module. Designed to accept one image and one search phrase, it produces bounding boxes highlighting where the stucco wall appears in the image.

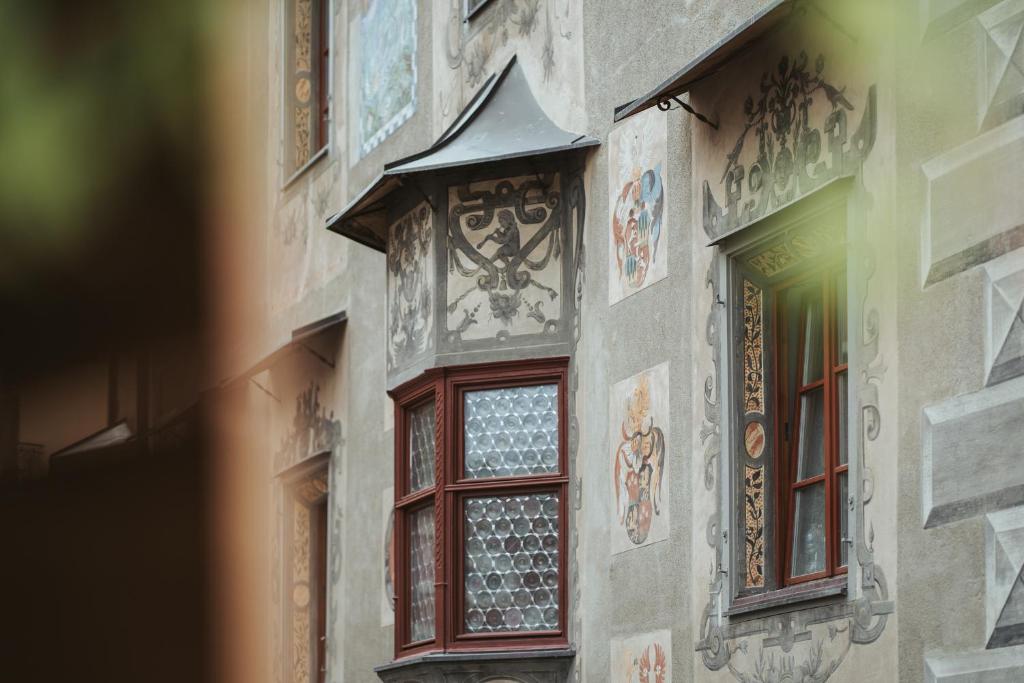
[235,1,1024,681]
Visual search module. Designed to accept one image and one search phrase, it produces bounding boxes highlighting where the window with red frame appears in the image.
[391,359,569,658]
[732,214,849,601]
[777,266,848,584]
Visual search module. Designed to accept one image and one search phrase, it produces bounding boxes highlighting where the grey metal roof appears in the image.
[613,0,796,122]
[326,56,598,253]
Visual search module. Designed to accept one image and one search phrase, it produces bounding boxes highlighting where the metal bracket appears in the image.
[657,95,720,130]
[249,377,282,403]
[297,342,335,369]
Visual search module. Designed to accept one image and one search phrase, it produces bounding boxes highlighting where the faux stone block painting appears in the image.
[611,629,672,683]
[446,174,565,344]
[610,362,670,555]
[358,0,416,157]
[387,202,433,372]
[608,107,668,305]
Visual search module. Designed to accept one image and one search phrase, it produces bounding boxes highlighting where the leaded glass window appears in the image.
[391,360,568,658]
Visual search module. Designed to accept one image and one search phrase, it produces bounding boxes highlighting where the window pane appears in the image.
[837,371,848,466]
[838,472,849,567]
[408,402,436,493]
[795,387,825,479]
[408,507,435,642]
[464,493,560,633]
[464,384,559,479]
[834,270,848,365]
[790,482,826,577]
[800,287,824,384]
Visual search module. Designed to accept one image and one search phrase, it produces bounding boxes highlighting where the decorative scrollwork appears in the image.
[447,175,564,343]
[703,52,877,240]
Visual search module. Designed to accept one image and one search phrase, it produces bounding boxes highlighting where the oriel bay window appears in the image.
[391,358,568,657]
[729,205,850,607]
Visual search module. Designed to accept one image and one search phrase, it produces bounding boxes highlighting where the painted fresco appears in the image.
[433,0,585,138]
[611,629,672,683]
[387,202,434,371]
[446,174,564,343]
[608,108,668,305]
[610,362,669,555]
[273,380,342,472]
[358,0,417,157]
[381,486,395,627]
[690,16,892,681]
[693,46,875,242]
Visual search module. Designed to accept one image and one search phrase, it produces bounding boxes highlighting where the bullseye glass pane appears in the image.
[463,384,559,479]
[408,507,435,642]
[796,387,825,480]
[408,402,436,493]
[790,482,826,578]
[463,493,560,633]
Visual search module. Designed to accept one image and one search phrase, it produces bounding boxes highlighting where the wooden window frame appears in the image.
[391,358,570,661]
[280,452,331,683]
[773,264,848,587]
[316,0,329,152]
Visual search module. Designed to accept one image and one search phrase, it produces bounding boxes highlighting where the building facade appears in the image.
[216,0,1024,681]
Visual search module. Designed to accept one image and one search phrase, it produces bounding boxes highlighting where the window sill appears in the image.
[374,647,575,682]
[726,575,847,620]
[282,144,328,191]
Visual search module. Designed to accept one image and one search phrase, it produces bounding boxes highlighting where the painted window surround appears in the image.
[389,357,571,661]
[716,181,862,619]
[282,0,332,190]
[279,451,331,683]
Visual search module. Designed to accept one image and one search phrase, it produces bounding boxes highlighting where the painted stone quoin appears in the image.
[610,362,670,554]
[386,202,434,370]
[446,173,565,343]
[608,108,668,304]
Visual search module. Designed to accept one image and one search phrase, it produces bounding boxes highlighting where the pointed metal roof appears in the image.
[326,56,598,252]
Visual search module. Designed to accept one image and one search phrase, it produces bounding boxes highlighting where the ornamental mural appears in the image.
[446,174,565,343]
[288,0,316,171]
[691,28,891,679]
[434,0,585,138]
[358,0,417,158]
[611,629,672,683]
[387,202,434,371]
[698,51,876,241]
[274,381,343,472]
[742,278,766,588]
[610,362,669,555]
[608,107,668,304]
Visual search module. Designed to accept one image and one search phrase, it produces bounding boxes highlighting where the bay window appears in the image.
[391,358,568,658]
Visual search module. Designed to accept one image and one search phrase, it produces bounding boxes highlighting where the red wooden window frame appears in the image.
[390,358,570,660]
[774,266,848,587]
[313,497,329,683]
[316,0,329,151]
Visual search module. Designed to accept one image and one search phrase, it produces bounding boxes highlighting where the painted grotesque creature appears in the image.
[612,164,664,289]
[614,373,666,545]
